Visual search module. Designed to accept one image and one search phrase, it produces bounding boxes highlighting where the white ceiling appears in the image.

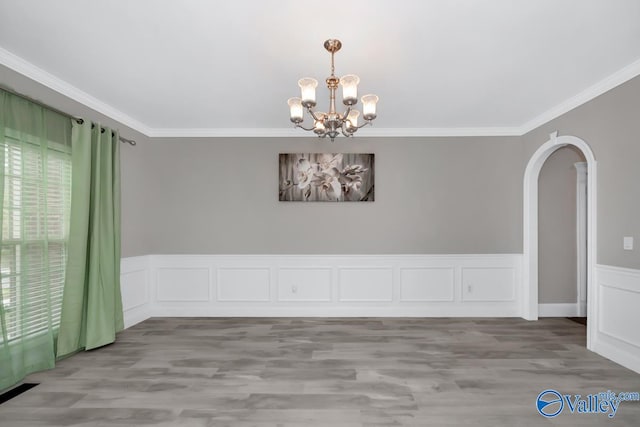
[1,0,639,137]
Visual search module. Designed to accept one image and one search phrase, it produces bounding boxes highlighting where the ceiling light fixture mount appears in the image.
[288,39,379,142]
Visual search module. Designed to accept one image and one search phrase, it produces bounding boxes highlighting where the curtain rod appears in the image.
[1,86,136,146]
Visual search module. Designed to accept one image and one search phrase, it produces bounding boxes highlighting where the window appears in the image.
[1,131,72,341]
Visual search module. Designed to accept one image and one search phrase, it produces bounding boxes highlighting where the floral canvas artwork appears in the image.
[279,153,375,202]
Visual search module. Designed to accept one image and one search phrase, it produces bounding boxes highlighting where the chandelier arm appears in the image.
[307,107,322,122]
[355,121,373,129]
[339,119,354,138]
[340,121,348,136]
[340,106,351,121]
[295,123,315,132]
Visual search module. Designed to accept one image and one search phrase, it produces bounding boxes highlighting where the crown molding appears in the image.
[355,127,523,137]
[147,126,524,138]
[0,46,153,135]
[2,46,640,139]
[147,127,302,138]
[519,57,640,135]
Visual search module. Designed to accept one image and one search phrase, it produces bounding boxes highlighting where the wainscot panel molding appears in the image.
[400,267,455,302]
[120,256,151,328]
[338,267,394,302]
[119,254,522,320]
[157,267,210,302]
[217,268,271,302]
[593,264,640,373]
[277,268,332,302]
[461,267,516,302]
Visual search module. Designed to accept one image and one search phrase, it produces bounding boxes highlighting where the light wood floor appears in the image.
[1,317,639,426]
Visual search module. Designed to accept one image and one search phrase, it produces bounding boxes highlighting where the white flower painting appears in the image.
[279,153,374,202]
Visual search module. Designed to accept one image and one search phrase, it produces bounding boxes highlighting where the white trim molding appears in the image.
[538,303,579,317]
[519,57,640,134]
[592,264,640,374]
[574,162,588,317]
[145,127,524,138]
[119,254,522,320]
[522,133,598,351]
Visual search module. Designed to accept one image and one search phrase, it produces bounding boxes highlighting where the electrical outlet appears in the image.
[623,236,634,251]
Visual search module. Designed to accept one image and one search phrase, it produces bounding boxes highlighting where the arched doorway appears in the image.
[523,132,597,349]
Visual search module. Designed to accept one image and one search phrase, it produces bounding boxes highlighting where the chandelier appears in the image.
[287,39,379,141]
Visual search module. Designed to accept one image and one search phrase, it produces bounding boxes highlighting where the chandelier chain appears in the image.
[330,51,335,77]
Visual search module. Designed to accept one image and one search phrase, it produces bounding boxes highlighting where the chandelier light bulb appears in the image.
[314,112,326,134]
[361,94,379,121]
[340,74,360,106]
[298,78,318,108]
[287,97,303,123]
[346,110,360,130]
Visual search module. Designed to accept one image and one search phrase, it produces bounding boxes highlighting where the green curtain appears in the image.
[56,120,123,358]
[0,90,71,391]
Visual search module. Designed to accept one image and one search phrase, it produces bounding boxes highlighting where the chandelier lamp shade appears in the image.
[288,39,379,141]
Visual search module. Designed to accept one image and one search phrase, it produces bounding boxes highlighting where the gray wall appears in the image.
[119,134,153,256]
[538,146,584,303]
[137,136,523,254]
[524,75,640,270]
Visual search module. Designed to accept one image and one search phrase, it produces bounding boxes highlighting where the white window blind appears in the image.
[1,133,72,341]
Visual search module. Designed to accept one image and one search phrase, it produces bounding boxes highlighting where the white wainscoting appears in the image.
[277,268,332,302]
[461,267,516,302]
[157,267,210,302]
[217,268,270,302]
[592,264,640,373]
[338,267,394,302]
[119,254,521,319]
[120,256,151,328]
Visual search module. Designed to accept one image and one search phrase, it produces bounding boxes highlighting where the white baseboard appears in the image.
[593,333,640,375]
[538,303,579,317]
[593,264,640,373]
[147,304,521,318]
